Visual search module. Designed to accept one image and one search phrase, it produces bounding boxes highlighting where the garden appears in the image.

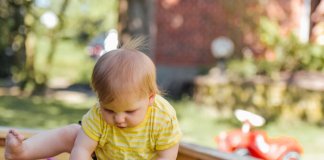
[1,1,324,160]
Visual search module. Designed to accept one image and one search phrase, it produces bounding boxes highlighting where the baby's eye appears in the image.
[126,110,136,114]
[104,109,114,113]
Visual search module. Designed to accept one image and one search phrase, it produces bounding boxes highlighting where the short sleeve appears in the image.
[155,115,182,150]
[82,104,102,142]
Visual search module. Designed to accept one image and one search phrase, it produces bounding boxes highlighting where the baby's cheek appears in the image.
[131,116,144,126]
[102,113,113,125]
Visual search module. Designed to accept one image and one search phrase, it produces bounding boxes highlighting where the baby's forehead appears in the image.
[102,97,147,111]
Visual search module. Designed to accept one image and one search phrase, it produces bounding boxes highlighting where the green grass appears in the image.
[0,96,95,129]
[171,99,324,160]
[0,96,323,159]
[265,122,324,160]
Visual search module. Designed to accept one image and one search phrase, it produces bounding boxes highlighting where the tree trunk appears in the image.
[118,0,156,58]
[30,0,70,95]
[0,0,28,79]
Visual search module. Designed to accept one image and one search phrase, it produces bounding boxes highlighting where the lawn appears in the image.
[171,100,324,160]
[0,95,323,160]
[0,95,93,129]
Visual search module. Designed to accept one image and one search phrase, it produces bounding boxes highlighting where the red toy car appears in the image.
[215,109,303,160]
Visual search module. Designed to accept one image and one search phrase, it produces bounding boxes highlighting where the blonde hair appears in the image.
[91,37,159,105]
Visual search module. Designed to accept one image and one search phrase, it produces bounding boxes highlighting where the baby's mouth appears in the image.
[116,124,127,128]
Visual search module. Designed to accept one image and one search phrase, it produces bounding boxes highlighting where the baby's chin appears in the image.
[116,123,139,128]
[116,125,127,128]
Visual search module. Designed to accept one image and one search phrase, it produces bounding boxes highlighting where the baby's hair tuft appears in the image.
[120,36,149,52]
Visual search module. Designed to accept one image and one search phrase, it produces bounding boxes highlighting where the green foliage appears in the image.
[195,78,324,124]
[0,0,29,78]
[227,58,258,79]
[35,38,95,84]
[258,17,282,48]
[0,0,118,94]
[259,17,324,72]
[228,17,324,79]
[57,0,119,43]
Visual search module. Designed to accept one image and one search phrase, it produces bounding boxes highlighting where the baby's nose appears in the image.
[114,113,126,123]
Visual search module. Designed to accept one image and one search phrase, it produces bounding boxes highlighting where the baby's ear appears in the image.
[148,94,155,106]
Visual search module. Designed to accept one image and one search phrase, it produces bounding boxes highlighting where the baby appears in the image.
[5,37,182,160]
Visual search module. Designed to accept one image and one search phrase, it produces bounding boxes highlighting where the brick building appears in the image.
[154,0,232,98]
[119,0,318,98]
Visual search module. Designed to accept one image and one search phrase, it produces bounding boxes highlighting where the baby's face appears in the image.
[100,95,154,128]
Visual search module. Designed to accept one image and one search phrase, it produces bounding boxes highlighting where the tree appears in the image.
[0,0,29,79]
[118,0,155,57]
[1,0,119,95]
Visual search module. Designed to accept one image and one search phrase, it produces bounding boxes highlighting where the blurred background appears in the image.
[1,0,324,159]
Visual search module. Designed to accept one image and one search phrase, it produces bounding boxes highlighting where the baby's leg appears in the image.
[5,124,80,160]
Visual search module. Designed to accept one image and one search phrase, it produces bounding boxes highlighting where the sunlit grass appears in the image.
[171,99,324,160]
[265,121,324,160]
[0,96,96,129]
[0,95,323,159]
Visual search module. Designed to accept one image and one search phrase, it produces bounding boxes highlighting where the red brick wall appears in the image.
[154,0,304,66]
[154,0,231,66]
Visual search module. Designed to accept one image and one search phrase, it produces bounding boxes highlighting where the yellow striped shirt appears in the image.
[82,95,182,160]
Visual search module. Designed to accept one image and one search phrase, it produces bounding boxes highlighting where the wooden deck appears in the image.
[0,126,257,160]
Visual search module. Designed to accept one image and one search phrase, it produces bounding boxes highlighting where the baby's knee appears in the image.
[63,124,81,137]
[57,124,80,142]
[59,124,81,152]
[68,124,81,132]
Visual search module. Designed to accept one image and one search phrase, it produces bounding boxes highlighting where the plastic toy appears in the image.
[215,109,303,160]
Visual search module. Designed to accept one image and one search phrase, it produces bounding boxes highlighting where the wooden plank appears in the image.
[178,142,258,160]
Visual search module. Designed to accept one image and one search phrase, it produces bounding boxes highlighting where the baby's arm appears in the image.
[70,129,98,160]
[156,143,180,160]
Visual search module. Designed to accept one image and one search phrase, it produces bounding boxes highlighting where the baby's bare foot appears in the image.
[4,129,25,160]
